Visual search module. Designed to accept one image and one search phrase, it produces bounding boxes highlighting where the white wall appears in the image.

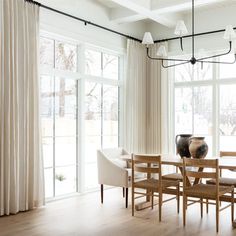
[148,4,236,56]
[39,0,146,52]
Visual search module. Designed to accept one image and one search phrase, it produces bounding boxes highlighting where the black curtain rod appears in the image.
[25,0,230,45]
[24,0,142,42]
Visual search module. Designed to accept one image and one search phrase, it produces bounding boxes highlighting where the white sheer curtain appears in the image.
[0,0,44,216]
[124,40,147,153]
[146,42,170,154]
[124,40,170,156]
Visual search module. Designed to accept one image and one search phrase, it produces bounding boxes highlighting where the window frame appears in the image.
[40,31,124,199]
[170,54,236,156]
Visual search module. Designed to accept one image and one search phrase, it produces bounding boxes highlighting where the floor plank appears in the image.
[0,188,235,236]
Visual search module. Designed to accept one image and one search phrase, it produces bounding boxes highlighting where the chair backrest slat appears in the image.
[134,166,159,174]
[132,155,161,164]
[184,158,217,168]
[220,151,236,158]
[185,170,216,179]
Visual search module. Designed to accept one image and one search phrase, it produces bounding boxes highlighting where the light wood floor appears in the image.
[0,188,236,236]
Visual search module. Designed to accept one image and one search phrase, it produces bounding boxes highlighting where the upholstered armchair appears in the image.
[97,148,130,208]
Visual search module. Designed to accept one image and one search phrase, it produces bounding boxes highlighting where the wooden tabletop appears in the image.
[121,154,236,170]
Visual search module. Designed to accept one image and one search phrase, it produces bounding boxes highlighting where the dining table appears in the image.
[121,154,236,227]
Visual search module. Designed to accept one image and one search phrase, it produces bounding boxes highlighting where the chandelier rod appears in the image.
[192,0,195,59]
[155,29,236,44]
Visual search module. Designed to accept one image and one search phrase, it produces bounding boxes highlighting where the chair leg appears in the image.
[177,184,180,214]
[200,198,203,218]
[123,187,125,198]
[206,199,209,214]
[232,189,234,223]
[125,188,128,208]
[132,186,134,216]
[101,184,104,204]
[159,192,162,222]
[216,197,219,233]
[183,194,186,227]
[151,191,154,210]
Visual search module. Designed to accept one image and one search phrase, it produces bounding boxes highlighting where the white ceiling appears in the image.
[96,0,236,27]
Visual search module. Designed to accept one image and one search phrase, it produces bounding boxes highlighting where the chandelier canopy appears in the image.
[142,0,236,68]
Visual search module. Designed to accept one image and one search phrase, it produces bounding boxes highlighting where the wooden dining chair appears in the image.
[206,151,236,187]
[131,154,180,221]
[182,158,234,232]
[206,151,236,213]
[162,150,183,183]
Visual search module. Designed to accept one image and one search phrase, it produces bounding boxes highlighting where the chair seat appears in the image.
[134,178,179,190]
[185,184,233,199]
[206,177,236,187]
[162,173,183,181]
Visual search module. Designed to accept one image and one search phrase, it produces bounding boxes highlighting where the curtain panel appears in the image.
[124,40,170,155]
[0,0,44,216]
[124,40,147,153]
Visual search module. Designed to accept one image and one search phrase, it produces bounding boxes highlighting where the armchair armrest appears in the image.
[97,150,129,188]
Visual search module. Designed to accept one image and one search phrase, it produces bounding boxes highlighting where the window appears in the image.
[40,37,78,198]
[84,49,120,190]
[172,54,236,155]
[40,35,122,198]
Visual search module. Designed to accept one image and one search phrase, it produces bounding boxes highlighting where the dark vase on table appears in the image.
[175,134,192,158]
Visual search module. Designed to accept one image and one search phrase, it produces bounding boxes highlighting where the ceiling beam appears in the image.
[109,0,181,27]
[110,8,146,23]
[151,0,230,14]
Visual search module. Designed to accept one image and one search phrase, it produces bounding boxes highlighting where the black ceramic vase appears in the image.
[175,134,192,158]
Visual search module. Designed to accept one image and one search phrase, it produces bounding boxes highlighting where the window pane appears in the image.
[85,113,101,136]
[103,85,118,135]
[175,88,192,134]
[40,37,54,67]
[220,136,236,151]
[55,166,76,195]
[85,82,101,112]
[220,84,236,151]
[175,63,192,82]
[85,163,98,190]
[55,137,76,166]
[220,54,236,79]
[103,136,118,148]
[41,76,54,137]
[85,82,101,136]
[193,62,212,81]
[220,85,236,136]
[42,138,53,168]
[85,50,101,76]
[85,136,101,163]
[55,41,77,72]
[103,53,119,80]
[193,86,212,135]
[55,78,77,136]
[44,168,53,198]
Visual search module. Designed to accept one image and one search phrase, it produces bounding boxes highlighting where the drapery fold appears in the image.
[124,40,170,155]
[124,40,147,153]
[146,42,170,154]
[0,0,44,216]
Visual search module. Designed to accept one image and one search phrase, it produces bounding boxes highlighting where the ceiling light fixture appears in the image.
[142,0,236,68]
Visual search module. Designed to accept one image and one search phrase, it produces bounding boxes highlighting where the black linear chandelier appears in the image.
[142,0,236,68]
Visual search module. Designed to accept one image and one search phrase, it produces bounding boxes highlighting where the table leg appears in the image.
[193,167,204,185]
